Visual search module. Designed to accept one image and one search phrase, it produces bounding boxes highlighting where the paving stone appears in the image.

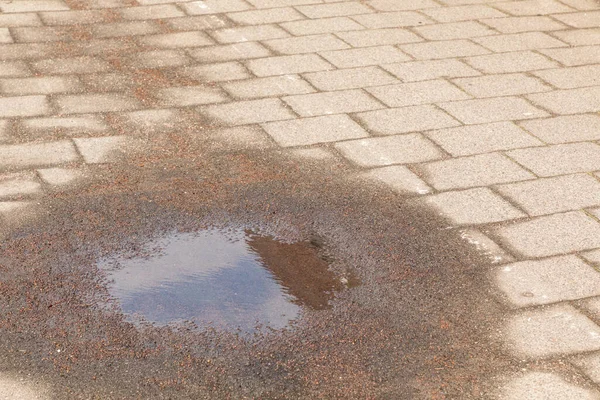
[73,136,127,164]
[464,50,560,73]
[0,28,12,44]
[474,32,567,52]
[246,0,319,7]
[367,0,440,10]
[246,54,333,76]
[200,125,276,151]
[283,89,384,116]
[128,50,190,68]
[559,0,600,10]
[319,46,410,68]
[223,75,315,99]
[422,5,506,22]
[414,21,496,40]
[533,65,600,89]
[361,165,432,195]
[350,11,433,28]
[210,25,290,44]
[418,187,525,225]
[582,250,600,266]
[156,86,228,106]
[290,147,336,161]
[281,17,364,35]
[528,86,600,115]
[164,15,230,31]
[179,0,251,15]
[189,42,272,62]
[0,76,82,95]
[262,114,368,147]
[382,59,481,81]
[296,2,373,18]
[452,73,551,97]
[0,61,31,77]
[419,152,534,190]
[0,120,7,140]
[335,134,444,167]
[56,93,140,114]
[553,11,600,28]
[32,56,111,75]
[39,9,109,26]
[9,26,73,43]
[495,211,600,257]
[264,33,350,54]
[23,115,109,134]
[120,5,185,20]
[539,45,600,66]
[426,121,542,156]
[118,109,181,134]
[505,304,600,358]
[498,372,600,400]
[303,66,399,91]
[37,167,84,187]
[571,353,600,388]
[0,95,49,117]
[507,142,600,176]
[400,39,490,59]
[139,31,213,48]
[493,0,574,15]
[356,106,460,135]
[227,8,305,25]
[0,13,42,27]
[440,97,548,124]
[92,21,161,38]
[0,43,53,61]
[553,28,600,46]
[519,114,600,143]
[180,62,251,82]
[200,98,295,125]
[459,228,515,264]
[0,140,79,169]
[480,16,566,33]
[0,0,69,13]
[367,80,470,107]
[334,28,423,47]
[0,173,41,198]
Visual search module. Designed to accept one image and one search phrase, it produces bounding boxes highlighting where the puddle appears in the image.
[99,229,345,332]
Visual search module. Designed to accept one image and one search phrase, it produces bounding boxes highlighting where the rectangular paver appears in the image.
[532,65,600,89]
[335,28,423,47]
[400,39,490,59]
[246,54,333,76]
[527,86,600,114]
[0,140,79,169]
[519,114,600,143]
[439,97,549,124]
[366,80,471,107]
[356,106,460,135]
[452,73,551,97]
[199,98,295,125]
[382,59,481,81]
[507,142,600,176]
[464,51,560,73]
[55,93,140,114]
[319,45,410,68]
[303,66,398,91]
[0,95,49,117]
[264,34,350,54]
[223,75,315,99]
[282,89,384,117]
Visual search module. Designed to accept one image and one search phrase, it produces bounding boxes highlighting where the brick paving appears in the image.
[1,0,600,397]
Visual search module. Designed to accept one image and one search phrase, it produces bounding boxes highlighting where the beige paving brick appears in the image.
[459,228,515,264]
[527,86,600,114]
[419,187,525,225]
[281,17,364,35]
[539,45,600,66]
[361,165,432,195]
[246,54,333,76]
[156,86,228,106]
[335,134,444,167]
[400,39,490,59]
[571,353,600,387]
[120,5,185,20]
[223,75,315,99]
[533,65,600,89]
[480,16,566,33]
[56,93,140,114]
[493,0,574,15]
[37,167,83,187]
[39,9,108,26]
[419,152,534,190]
[415,21,496,40]
[210,25,289,44]
[0,175,41,198]
[0,76,82,95]
[426,121,542,156]
[553,11,600,28]
[507,142,600,176]
[32,56,111,75]
[0,61,31,77]
[139,31,214,48]
[10,26,73,43]
[495,211,600,257]
[422,5,506,22]
[350,11,433,28]
[367,0,440,11]
[303,66,398,91]
[367,80,471,107]
[473,32,567,52]
[227,8,305,25]
[0,13,42,27]
[179,0,251,15]
[552,28,600,46]
[73,136,127,164]
[0,0,69,13]
[264,34,350,54]
[296,2,373,18]
[382,59,481,81]
[179,62,251,82]
[519,114,600,143]
[319,46,410,68]
[497,174,600,216]
[0,140,79,169]
[128,50,190,68]
[117,109,181,134]
[334,28,422,47]
[0,28,11,44]
[246,0,319,7]
[452,73,551,97]
[440,97,548,124]
[189,42,272,62]
[0,95,49,117]
[464,51,560,73]
[356,106,460,135]
[283,89,384,116]
[559,0,600,10]
[23,115,108,134]
[200,98,295,125]
[0,43,53,61]
[164,15,230,31]
[506,304,600,358]
[262,114,368,147]
[92,21,161,38]
[201,125,276,151]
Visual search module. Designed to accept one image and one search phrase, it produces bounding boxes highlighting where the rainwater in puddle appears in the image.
[99,229,345,332]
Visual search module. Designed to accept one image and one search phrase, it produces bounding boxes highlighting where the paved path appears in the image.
[1,0,600,397]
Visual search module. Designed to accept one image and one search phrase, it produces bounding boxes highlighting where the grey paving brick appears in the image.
[120,4,185,20]
[180,62,251,82]
[426,121,542,156]
[39,9,108,26]
[281,17,364,35]
[179,0,252,15]
[199,98,295,125]
[507,142,600,176]
[10,26,75,43]
[0,13,42,27]
[505,304,600,358]
[498,371,600,400]
[418,187,525,225]
[128,50,190,69]
[356,106,461,135]
[319,46,410,68]
[419,152,534,190]
[539,45,600,66]
[552,28,600,46]
[189,42,271,62]
[296,2,373,18]
[0,0,69,13]
[367,0,441,11]
[382,59,481,81]
[264,34,350,54]
[528,86,600,114]
[497,173,600,216]
[439,97,548,124]
[495,211,600,257]
[0,61,31,77]
[533,65,600,89]
[350,11,434,28]
[56,93,140,114]
[223,75,315,99]
[367,80,471,107]
[480,16,566,33]
[156,86,228,106]
[210,25,290,44]
[0,140,79,169]
[553,11,600,28]
[334,28,423,47]
[227,8,305,25]
[0,76,81,95]
[474,32,567,52]
[32,56,111,75]
[139,31,214,48]
[335,134,444,167]
[422,5,506,22]
[400,39,490,59]
[246,0,319,7]
[493,0,574,15]
[22,115,109,134]
[246,54,333,76]
[361,165,432,195]
[163,15,230,31]
[262,114,368,147]
[303,66,399,91]
[415,21,496,40]
[283,89,384,116]
[519,114,600,143]
[0,95,49,117]
[452,73,551,97]
[464,50,560,73]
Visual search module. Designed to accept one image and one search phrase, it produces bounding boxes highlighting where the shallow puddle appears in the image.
[99,229,345,332]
